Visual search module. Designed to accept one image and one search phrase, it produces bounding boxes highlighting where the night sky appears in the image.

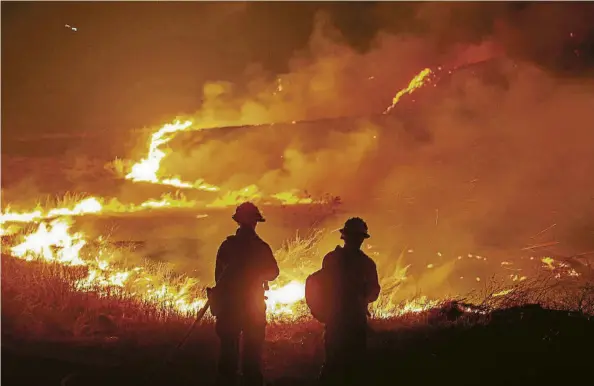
[2,2,593,140]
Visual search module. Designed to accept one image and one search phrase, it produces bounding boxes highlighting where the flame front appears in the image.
[11,218,86,266]
[6,218,315,318]
[10,218,210,315]
[1,194,203,225]
[118,119,316,207]
[5,217,442,320]
[124,120,219,191]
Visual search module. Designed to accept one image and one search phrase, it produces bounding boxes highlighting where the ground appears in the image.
[3,303,593,386]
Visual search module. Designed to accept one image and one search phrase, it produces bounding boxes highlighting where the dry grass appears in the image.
[2,191,89,214]
[3,249,592,344]
[463,271,594,314]
[1,256,195,344]
[274,229,325,285]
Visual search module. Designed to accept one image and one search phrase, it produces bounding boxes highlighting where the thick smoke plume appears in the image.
[145,7,594,297]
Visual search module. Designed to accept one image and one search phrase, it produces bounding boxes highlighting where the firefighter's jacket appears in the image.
[211,227,279,318]
[321,246,381,325]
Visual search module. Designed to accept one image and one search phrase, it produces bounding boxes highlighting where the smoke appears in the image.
[150,7,594,297]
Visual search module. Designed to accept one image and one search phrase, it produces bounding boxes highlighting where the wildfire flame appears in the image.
[1,197,102,224]
[118,119,318,208]
[1,193,203,225]
[103,66,442,209]
[11,218,86,266]
[125,120,219,191]
[5,65,580,325]
[371,296,441,318]
[7,218,313,318]
[4,213,582,321]
[383,68,434,114]
[5,216,447,320]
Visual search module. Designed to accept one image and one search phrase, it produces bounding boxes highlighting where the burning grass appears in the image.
[3,246,592,343]
[2,206,593,385]
[2,247,593,386]
[3,214,593,340]
[0,256,196,343]
[0,215,456,332]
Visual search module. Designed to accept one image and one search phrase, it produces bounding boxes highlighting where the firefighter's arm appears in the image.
[365,259,381,303]
[215,240,230,283]
[259,243,280,282]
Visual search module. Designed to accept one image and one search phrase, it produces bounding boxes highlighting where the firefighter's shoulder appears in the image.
[322,246,342,267]
[253,234,272,249]
[219,235,238,249]
[327,245,342,255]
[359,250,377,269]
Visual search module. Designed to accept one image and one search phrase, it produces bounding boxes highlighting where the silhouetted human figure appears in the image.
[210,202,279,386]
[318,217,381,386]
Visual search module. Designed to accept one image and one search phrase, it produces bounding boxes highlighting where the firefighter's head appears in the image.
[339,217,370,248]
[232,202,265,228]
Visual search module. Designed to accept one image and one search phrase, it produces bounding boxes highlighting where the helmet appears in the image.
[339,217,370,239]
[232,202,266,223]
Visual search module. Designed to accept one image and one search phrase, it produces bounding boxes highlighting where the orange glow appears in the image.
[5,217,446,319]
[3,64,586,325]
[1,193,204,225]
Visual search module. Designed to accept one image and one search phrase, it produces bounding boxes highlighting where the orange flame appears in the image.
[6,66,579,324]
[7,218,316,318]
[384,68,434,114]
[125,120,220,191]
[5,217,444,320]
[1,194,204,225]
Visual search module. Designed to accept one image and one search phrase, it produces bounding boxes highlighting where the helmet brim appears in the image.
[339,228,370,239]
[232,214,266,223]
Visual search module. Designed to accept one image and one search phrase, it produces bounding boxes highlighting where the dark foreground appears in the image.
[3,304,593,386]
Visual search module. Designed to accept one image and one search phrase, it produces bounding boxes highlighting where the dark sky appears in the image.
[2,2,593,140]
[1,2,319,136]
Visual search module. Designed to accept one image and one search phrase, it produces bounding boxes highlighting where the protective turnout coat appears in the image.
[306,245,380,324]
[209,227,279,319]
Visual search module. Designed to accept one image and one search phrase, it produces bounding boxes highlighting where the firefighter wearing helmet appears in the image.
[210,202,279,386]
[306,217,380,386]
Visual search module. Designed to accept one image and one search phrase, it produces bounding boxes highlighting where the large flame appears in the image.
[4,213,581,321]
[6,218,315,318]
[125,120,221,192]
[100,66,443,209]
[266,281,307,316]
[114,118,320,208]
[5,217,450,320]
[11,218,86,266]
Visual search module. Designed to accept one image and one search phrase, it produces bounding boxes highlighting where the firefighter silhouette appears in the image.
[306,217,381,386]
[209,202,279,386]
